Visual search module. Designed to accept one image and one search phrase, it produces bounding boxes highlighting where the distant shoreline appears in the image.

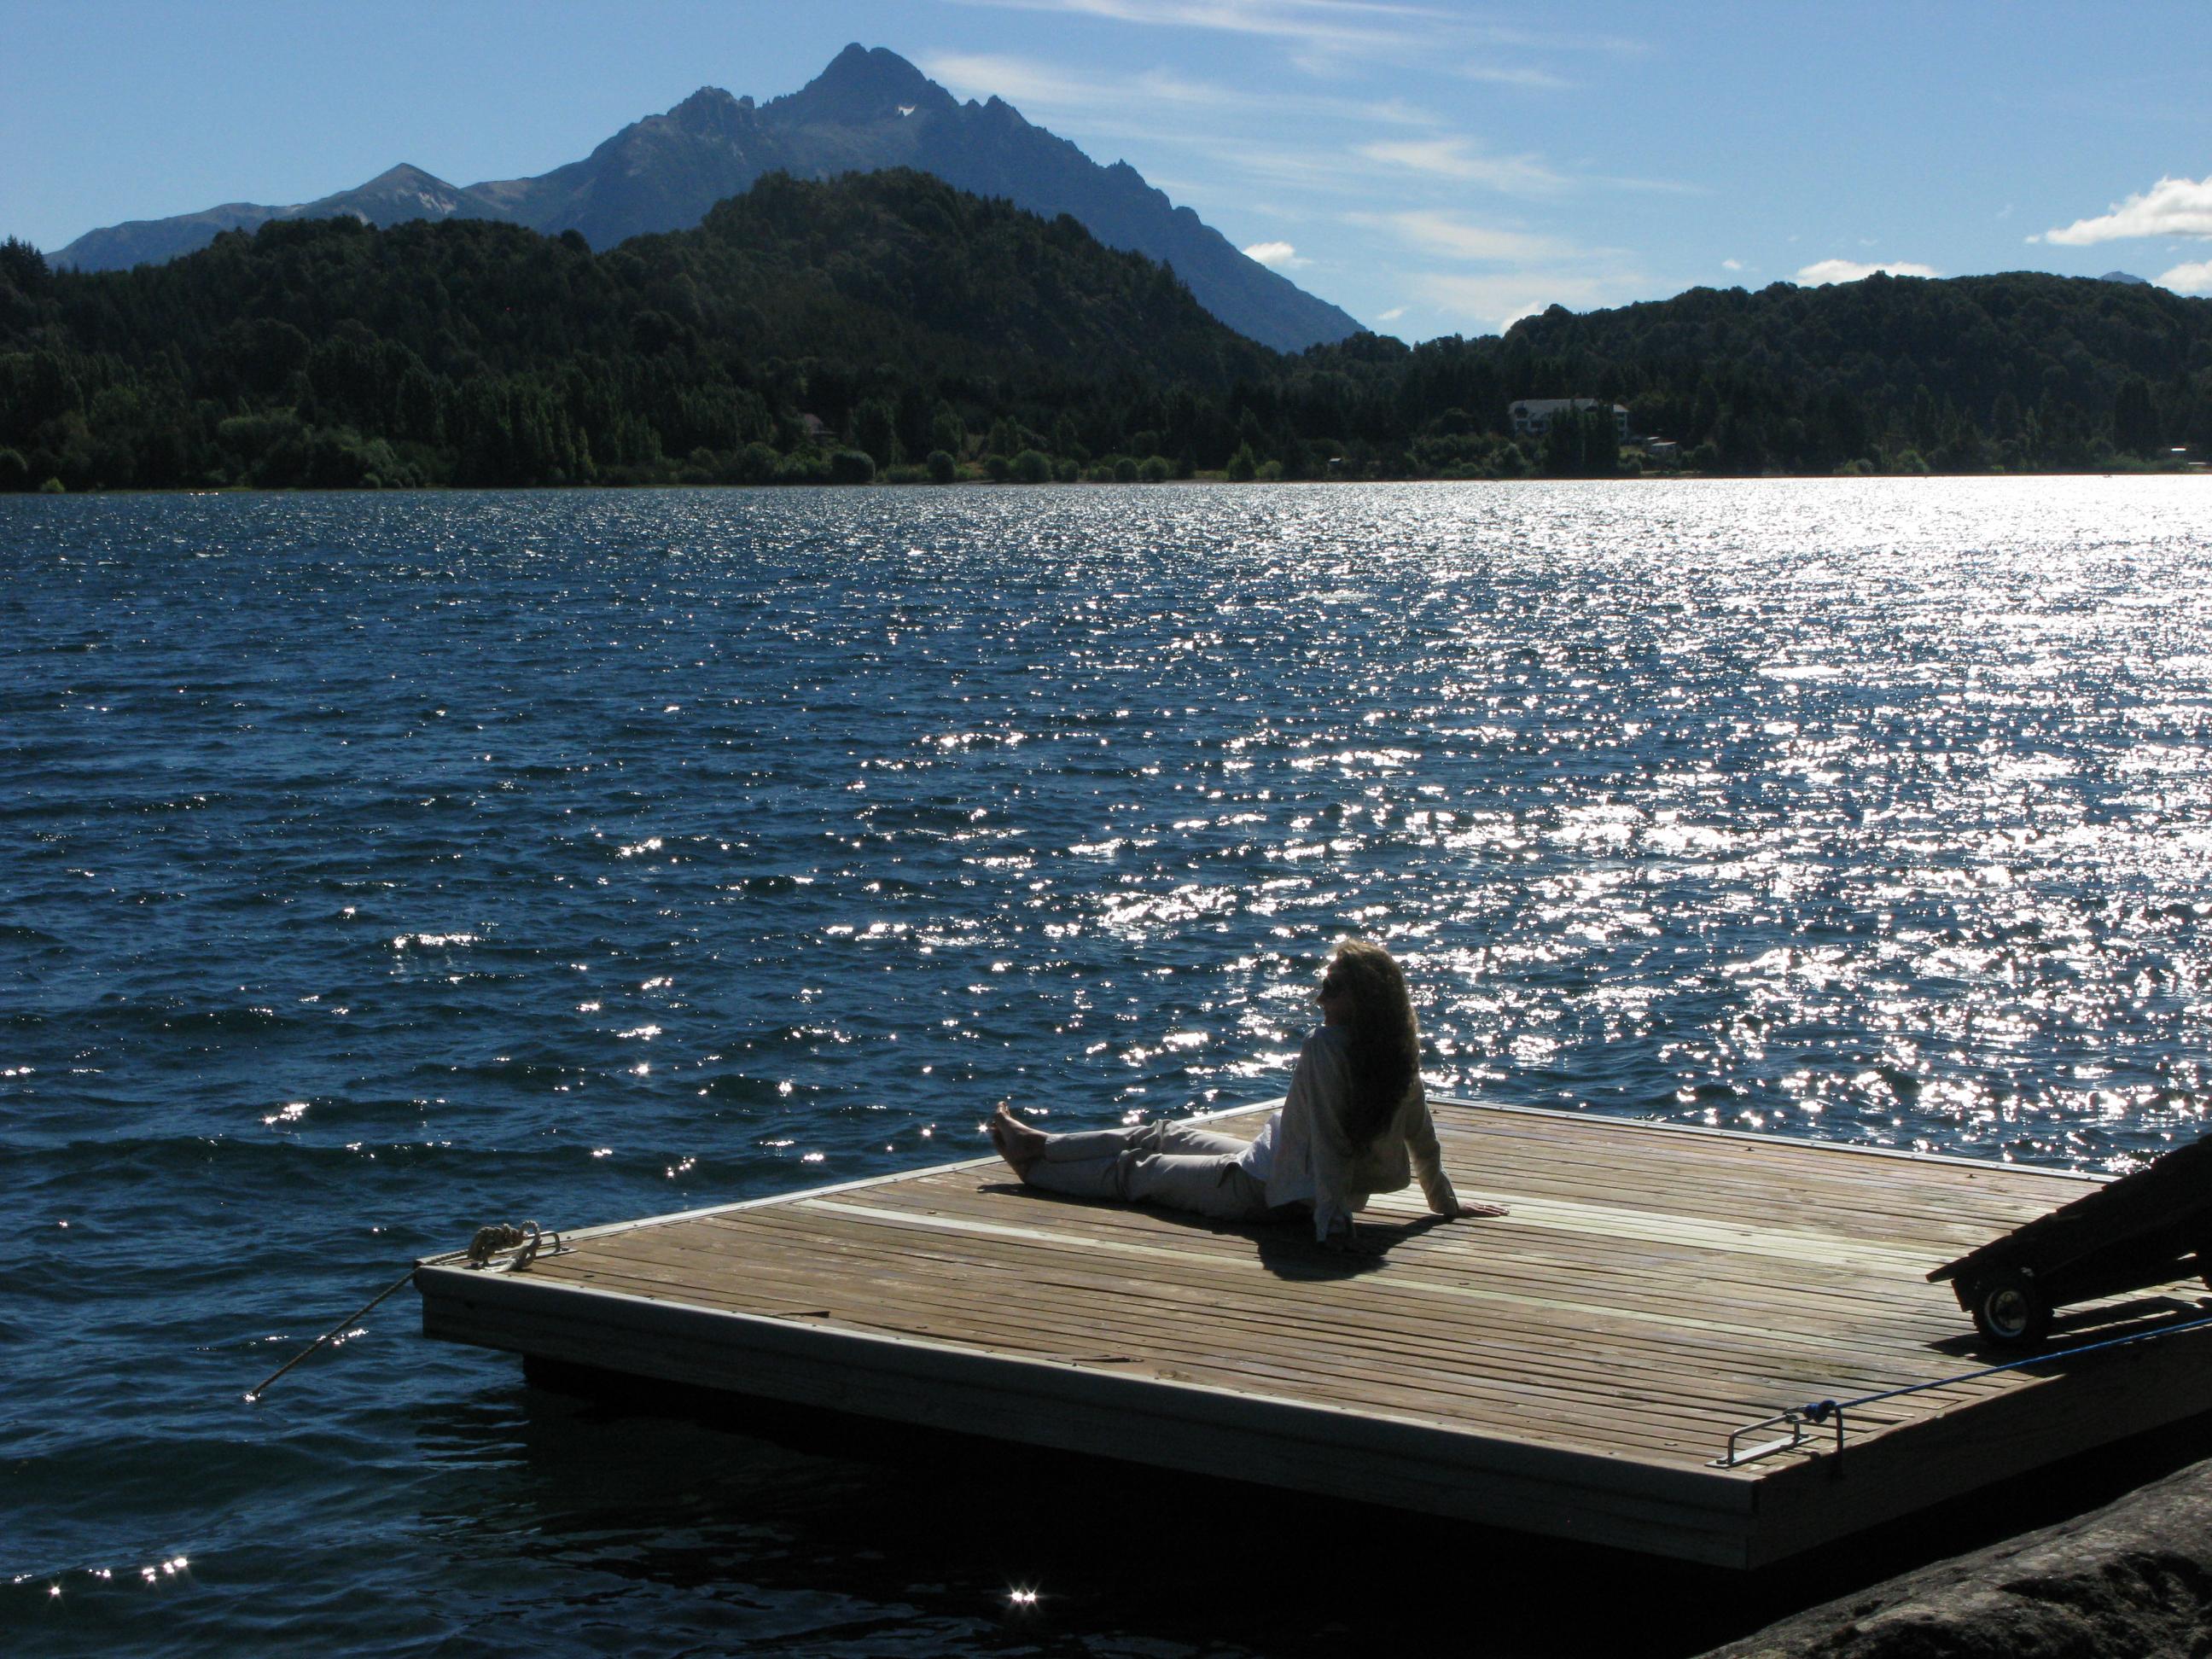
[10,463,2206,498]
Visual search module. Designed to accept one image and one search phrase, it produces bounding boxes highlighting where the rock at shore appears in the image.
[1703,1456,2212,1658]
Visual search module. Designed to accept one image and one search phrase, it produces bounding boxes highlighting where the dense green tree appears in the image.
[851,397,900,467]
[2113,375,2160,456]
[1539,406,1621,477]
[928,400,965,458]
[0,236,51,296]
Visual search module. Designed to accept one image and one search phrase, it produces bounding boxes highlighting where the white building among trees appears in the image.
[1510,398,1629,440]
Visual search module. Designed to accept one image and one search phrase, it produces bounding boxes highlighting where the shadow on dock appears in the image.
[987,1177,1453,1280]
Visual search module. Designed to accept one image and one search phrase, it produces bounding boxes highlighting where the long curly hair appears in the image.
[1328,938,1422,1150]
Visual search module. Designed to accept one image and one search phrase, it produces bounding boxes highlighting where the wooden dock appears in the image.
[414,1100,2212,1568]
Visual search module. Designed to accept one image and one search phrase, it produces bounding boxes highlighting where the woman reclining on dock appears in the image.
[987,938,1507,1246]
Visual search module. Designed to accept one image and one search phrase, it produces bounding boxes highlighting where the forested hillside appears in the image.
[3,169,2209,492]
[1495,276,2212,474]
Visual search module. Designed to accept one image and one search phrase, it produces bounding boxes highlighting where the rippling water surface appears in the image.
[6,479,2211,1654]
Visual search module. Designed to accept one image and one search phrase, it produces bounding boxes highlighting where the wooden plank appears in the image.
[531,1246,1783,1456]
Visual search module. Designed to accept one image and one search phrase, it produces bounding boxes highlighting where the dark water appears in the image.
[5,480,2210,1655]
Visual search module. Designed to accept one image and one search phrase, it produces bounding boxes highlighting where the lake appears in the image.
[5,477,2210,1654]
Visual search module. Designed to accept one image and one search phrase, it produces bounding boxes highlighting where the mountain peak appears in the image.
[672,86,742,119]
[311,164,478,224]
[775,44,950,123]
[361,164,452,191]
[659,85,754,138]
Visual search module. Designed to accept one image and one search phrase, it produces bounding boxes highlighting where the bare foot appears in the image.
[989,1105,1047,1179]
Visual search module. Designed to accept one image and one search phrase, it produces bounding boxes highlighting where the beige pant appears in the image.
[1021,1119,1287,1222]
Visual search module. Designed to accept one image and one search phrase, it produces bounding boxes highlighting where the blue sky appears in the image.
[5,0,2210,340]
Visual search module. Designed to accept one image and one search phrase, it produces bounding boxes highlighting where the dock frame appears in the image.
[416,1099,2212,1568]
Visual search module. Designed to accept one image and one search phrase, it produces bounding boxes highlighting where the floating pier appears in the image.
[414,1100,2212,1568]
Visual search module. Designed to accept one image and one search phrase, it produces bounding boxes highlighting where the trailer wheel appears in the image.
[1971,1271,2050,1350]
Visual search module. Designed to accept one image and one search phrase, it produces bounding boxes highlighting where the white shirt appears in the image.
[1241,1025,1461,1241]
[1236,1111,1312,1202]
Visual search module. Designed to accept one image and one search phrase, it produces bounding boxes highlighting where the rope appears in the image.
[246,1219,553,1403]
[466,1220,544,1267]
[1793,1310,2212,1424]
[243,1271,416,1403]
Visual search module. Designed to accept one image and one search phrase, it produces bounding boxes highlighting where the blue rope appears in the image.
[1794,1311,2212,1425]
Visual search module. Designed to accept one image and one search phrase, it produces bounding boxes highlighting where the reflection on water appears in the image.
[3,478,2209,1654]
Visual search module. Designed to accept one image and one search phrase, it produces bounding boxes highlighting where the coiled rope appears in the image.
[466,1220,545,1268]
[245,1219,556,1403]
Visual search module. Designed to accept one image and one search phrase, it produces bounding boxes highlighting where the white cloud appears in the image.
[1354,96,1447,128]
[1721,258,1743,271]
[1351,137,1685,198]
[1200,143,1372,194]
[1344,209,1573,262]
[1413,270,1636,332]
[1330,209,1639,331]
[918,52,1440,132]
[917,49,1653,212]
[2037,175,2212,246]
[952,1,1646,65]
[947,0,1449,58]
[1243,239,1309,269]
[1796,258,1940,285]
[2158,261,2212,294]
[1461,61,1571,90]
[1465,21,1648,55]
[1592,172,1707,196]
[1356,137,1563,194]
[921,52,1105,112]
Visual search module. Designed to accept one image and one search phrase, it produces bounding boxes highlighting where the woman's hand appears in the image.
[1455,1199,1510,1219]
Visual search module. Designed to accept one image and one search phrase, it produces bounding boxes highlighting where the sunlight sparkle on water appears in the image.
[8,478,2212,1650]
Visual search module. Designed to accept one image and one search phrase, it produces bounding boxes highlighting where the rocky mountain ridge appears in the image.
[49,44,1359,352]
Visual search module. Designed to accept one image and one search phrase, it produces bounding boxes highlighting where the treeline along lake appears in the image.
[3,172,2211,493]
